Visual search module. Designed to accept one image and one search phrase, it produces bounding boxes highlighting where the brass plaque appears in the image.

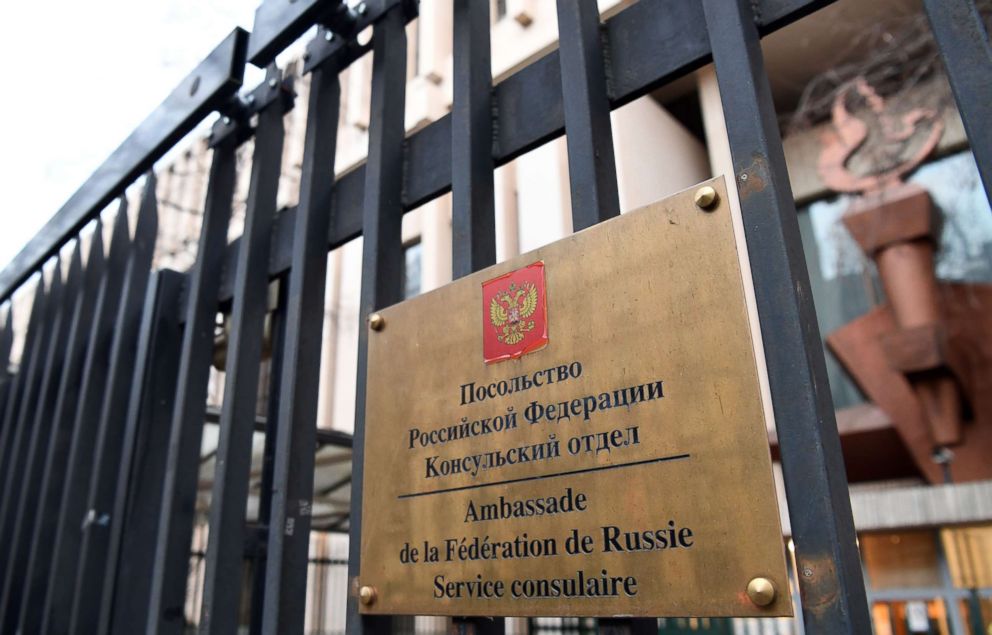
[360,177,790,617]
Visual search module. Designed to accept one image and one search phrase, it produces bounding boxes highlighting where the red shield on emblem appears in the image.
[482,261,549,364]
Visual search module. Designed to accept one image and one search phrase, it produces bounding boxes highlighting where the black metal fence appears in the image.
[0,0,988,634]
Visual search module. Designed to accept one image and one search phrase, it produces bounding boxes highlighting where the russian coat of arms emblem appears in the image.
[481,261,548,364]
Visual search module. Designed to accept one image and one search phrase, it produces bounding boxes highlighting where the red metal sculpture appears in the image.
[820,78,992,483]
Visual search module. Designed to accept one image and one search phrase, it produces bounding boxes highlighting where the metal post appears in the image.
[346,7,408,635]
[261,32,342,635]
[701,0,871,631]
[146,121,240,635]
[935,533,968,635]
[922,0,992,206]
[68,173,159,633]
[451,2,502,633]
[248,275,287,635]
[200,64,290,635]
[451,0,496,279]
[85,265,173,634]
[18,223,105,634]
[99,270,184,635]
[556,0,620,231]
[557,3,650,633]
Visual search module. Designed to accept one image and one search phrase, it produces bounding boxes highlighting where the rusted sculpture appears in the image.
[819,78,943,194]
[820,78,992,483]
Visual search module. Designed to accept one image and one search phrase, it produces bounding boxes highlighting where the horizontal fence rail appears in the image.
[0,0,988,633]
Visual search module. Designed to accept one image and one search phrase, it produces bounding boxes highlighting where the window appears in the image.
[402,240,422,299]
[798,151,992,410]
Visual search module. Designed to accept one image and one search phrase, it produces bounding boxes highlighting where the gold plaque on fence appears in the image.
[360,176,790,617]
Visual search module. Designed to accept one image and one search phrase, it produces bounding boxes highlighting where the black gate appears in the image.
[0,0,988,634]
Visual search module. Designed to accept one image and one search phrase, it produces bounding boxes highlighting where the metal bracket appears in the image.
[302,27,363,74]
[244,64,296,117]
[246,0,413,67]
[343,0,419,36]
[209,65,295,148]
[209,97,251,148]
[302,0,418,74]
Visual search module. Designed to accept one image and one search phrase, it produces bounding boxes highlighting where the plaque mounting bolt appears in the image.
[369,313,385,331]
[746,577,776,607]
[694,185,719,211]
[359,585,377,606]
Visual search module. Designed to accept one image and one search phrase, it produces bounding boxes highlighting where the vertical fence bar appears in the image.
[701,0,871,632]
[201,65,289,635]
[0,309,8,357]
[18,223,105,634]
[921,0,992,205]
[261,33,342,634]
[101,270,184,635]
[0,309,10,477]
[41,204,131,635]
[0,247,81,633]
[345,8,408,635]
[69,174,159,633]
[556,0,620,231]
[0,280,45,483]
[450,2,502,634]
[249,274,287,635]
[451,0,496,279]
[0,308,10,370]
[0,265,58,572]
[91,266,168,633]
[147,123,240,635]
[0,308,11,433]
[557,4,652,634]
[90,263,174,634]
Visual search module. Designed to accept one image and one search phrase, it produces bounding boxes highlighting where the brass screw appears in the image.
[694,185,719,210]
[369,313,385,331]
[359,585,377,606]
[746,577,776,607]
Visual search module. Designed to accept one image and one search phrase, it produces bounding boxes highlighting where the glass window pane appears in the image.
[403,241,423,299]
[941,524,992,590]
[798,150,992,410]
[861,531,943,590]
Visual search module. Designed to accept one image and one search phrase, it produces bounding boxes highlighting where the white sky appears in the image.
[0,0,259,271]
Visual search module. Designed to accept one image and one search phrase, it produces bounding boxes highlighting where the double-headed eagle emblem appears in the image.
[489,281,538,345]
